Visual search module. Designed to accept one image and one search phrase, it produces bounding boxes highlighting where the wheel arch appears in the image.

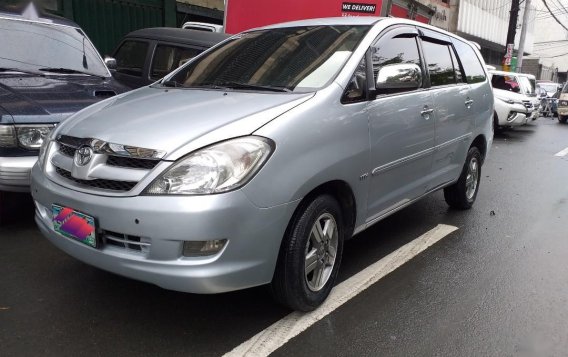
[471,134,488,164]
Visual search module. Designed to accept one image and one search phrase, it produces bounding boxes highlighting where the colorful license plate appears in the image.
[52,204,97,248]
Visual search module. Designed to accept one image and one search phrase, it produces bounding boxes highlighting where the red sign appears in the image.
[225,0,383,34]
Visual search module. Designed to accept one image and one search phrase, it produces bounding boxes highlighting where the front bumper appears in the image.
[557,106,568,116]
[31,164,298,294]
[0,156,37,192]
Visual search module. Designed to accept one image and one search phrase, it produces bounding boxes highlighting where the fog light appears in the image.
[506,111,517,122]
[183,239,227,257]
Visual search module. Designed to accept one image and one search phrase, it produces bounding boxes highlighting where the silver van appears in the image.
[32,17,493,311]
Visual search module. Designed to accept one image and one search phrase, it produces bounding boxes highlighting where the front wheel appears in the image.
[444,147,482,210]
[559,115,568,124]
[271,195,344,311]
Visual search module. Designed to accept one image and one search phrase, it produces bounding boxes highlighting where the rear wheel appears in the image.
[444,147,482,210]
[559,115,567,124]
[271,194,344,311]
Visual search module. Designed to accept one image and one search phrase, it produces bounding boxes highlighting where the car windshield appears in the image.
[0,17,108,77]
[539,82,558,93]
[491,74,520,93]
[518,76,535,96]
[167,25,370,92]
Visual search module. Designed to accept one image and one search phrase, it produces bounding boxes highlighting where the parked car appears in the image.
[493,91,528,132]
[0,9,128,195]
[181,21,224,32]
[107,28,229,89]
[490,71,537,120]
[557,82,568,123]
[32,17,493,311]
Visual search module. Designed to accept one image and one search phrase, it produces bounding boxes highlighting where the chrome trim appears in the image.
[57,135,166,159]
[372,133,472,176]
[372,147,435,175]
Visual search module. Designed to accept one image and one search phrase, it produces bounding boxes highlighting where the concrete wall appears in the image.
[531,0,568,72]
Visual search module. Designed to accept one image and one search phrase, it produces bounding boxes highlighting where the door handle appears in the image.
[421,108,434,115]
[465,99,474,107]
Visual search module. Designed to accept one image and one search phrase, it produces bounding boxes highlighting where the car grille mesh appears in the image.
[54,166,137,192]
[106,155,160,170]
[58,144,77,157]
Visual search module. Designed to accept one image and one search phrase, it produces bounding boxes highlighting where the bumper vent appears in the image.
[103,230,150,254]
[55,166,137,192]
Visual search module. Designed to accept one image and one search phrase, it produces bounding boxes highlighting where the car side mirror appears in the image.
[104,56,117,70]
[376,63,422,91]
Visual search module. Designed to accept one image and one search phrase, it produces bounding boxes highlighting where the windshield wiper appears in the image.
[218,81,292,92]
[39,67,101,77]
[0,67,44,76]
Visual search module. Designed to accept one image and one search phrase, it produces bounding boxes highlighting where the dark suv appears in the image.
[0,9,129,194]
[107,28,229,89]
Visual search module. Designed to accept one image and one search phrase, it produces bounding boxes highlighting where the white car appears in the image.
[493,89,529,131]
[490,70,537,121]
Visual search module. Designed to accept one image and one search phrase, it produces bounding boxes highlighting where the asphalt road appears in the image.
[1,117,568,356]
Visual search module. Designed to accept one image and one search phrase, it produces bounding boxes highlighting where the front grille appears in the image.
[106,155,160,170]
[55,166,137,192]
[59,144,76,157]
[103,230,150,254]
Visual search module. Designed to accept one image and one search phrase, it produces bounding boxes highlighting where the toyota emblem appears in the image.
[74,146,94,166]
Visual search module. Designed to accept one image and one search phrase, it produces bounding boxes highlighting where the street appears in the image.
[1,117,568,356]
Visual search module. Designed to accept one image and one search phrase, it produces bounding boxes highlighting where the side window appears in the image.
[114,40,149,77]
[371,36,422,94]
[452,40,486,84]
[421,40,455,87]
[491,74,521,93]
[150,45,203,80]
[342,57,367,104]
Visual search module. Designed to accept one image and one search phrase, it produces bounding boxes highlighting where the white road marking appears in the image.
[224,224,458,357]
[554,147,568,157]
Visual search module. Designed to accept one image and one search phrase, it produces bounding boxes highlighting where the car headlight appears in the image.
[16,125,55,149]
[145,136,274,195]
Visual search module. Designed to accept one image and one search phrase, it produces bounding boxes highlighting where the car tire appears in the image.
[444,146,482,210]
[271,194,344,312]
[559,115,568,124]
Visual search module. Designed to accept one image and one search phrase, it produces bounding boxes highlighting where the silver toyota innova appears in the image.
[32,17,493,311]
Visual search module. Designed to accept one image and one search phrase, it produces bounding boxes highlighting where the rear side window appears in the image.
[452,40,486,84]
[151,45,203,80]
[114,40,148,77]
[421,40,455,86]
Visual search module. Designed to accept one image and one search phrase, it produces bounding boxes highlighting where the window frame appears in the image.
[112,39,151,78]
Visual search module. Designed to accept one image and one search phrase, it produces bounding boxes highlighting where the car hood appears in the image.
[56,87,314,159]
[0,74,126,124]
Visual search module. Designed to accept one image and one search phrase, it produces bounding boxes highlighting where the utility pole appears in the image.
[517,0,531,73]
[503,0,521,71]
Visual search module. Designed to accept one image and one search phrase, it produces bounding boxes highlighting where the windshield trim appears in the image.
[0,16,111,78]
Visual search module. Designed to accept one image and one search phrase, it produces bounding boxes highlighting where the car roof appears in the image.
[124,27,230,47]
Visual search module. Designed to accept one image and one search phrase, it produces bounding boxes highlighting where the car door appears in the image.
[366,26,436,222]
[418,29,475,189]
